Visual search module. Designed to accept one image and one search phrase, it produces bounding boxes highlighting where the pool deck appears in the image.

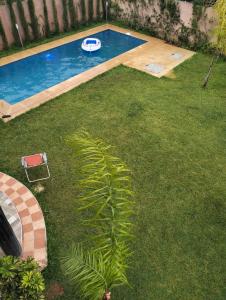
[0,24,195,122]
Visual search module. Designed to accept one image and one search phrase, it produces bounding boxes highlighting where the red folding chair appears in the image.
[21,153,50,183]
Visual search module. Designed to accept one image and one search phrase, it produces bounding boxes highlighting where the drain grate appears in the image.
[146,63,165,74]
[171,52,183,60]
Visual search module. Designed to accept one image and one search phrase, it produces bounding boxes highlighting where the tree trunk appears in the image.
[202,53,220,88]
[103,290,111,300]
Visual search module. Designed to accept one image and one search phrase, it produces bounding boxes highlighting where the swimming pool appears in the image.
[0,29,146,104]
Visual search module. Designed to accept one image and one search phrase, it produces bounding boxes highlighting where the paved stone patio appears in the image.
[0,24,194,122]
[0,172,47,269]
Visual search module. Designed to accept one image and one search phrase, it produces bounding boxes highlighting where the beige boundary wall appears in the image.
[111,0,217,46]
[0,0,217,50]
[0,0,100,50]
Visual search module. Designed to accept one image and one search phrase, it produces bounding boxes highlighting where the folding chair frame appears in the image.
[21,153,50,183]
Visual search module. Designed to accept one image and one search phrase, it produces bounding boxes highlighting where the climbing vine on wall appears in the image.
[16,0,30,42]
[189,3,208,49]
[0,18,8,49]
[88,0,94,22]
[111,0,210,50]
[102,0,106,20]
[27,0,40,39]
[52,0,59,34]
[159,0,180,22]
[43,0,50,37]
[68,0,78,29]
[96,0,101,20]
[0,0,106,49]
[80,0,87,24]
[62,0,69,32]
[6,0,21,45]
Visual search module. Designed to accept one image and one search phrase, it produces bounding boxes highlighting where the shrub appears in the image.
[0,256,45,300]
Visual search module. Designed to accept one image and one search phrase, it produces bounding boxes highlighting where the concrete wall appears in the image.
[0,0,101,50]
[0,0,217,50]
[111,0,217,47]
[178,1,216,33]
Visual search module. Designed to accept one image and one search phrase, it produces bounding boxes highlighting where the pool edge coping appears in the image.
[0,24,149,67]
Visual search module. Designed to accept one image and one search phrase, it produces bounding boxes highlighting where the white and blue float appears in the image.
[81,38,101,52]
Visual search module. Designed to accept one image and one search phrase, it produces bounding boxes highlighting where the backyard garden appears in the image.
[0,0,226,299]
[1,53,226,299]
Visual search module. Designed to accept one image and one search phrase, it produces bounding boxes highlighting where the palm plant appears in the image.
[62,132,134,300]
[63,245,126,300]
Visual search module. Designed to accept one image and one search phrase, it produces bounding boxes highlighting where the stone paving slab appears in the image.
[0,172,47,269]
[0,24,195,122]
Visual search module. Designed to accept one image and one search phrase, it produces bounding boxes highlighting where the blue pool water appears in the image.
[0,30,146,104]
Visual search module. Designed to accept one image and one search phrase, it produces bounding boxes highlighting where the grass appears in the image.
[0,53,226,299]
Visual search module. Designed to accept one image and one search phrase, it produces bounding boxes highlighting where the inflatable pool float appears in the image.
[81,38,101,52]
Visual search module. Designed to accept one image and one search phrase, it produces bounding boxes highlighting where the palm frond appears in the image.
[62,245,127,300]
[64,131,135,299]
[66,132,135,262]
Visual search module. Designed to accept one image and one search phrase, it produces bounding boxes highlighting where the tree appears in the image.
[202,0,226,88]
[62,132,134,300]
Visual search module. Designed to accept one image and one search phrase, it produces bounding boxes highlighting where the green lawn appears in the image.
[0,53,226,299]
